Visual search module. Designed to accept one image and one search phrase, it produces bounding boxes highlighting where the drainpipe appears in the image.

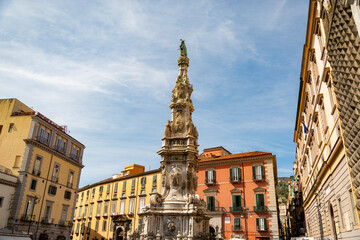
[242,162,248,240]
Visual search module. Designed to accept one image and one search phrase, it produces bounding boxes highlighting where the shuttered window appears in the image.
[206,196,215,211]
[234,217,241,231]
[232,195,241,211]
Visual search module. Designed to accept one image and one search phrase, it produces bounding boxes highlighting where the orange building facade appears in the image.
[196,147,280,240]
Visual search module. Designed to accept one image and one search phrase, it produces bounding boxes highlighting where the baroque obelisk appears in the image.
[140,40,210,240]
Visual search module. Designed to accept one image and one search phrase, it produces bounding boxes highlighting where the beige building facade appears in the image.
[0,98,85,240]
[71,165,161,240]
[0,169,18,230]
[294,1,360,239]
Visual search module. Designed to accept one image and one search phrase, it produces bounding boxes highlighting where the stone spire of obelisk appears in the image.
[140,40,209,240]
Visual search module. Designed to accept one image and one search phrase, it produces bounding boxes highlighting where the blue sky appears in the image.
[0,0,308,187]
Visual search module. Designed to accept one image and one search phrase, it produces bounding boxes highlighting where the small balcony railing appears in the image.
[55,145,66,154]
[253,174,265,181]
[41,217,54,224]
[51,176,59,183]
[36,136,50,145]
[59,220,70,226]
[253,206,267,213]
[21,214,35,222]
[70,153,79,160]
[230,177,241,183]
[230,207,243,213]
[206,207,224,212]
[205,178,216,185]
[32,169,41,176]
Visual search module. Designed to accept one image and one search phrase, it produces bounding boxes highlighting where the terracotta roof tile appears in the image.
[199,151,272,163]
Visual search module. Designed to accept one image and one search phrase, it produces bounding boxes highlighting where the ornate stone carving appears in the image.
[179,39,187,57]
[170,167,182,189]
[167,221,176,232]
[164,120,171,138]
[173,112,184,132]
[150,193,162,205]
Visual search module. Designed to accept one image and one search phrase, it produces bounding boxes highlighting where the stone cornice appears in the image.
[24,139,84,168]
[0,178,18,187]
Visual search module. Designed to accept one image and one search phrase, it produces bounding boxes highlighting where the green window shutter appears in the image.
[256,194,259,208]
[238,195,241,208]
[232,195,235,208]
[252,165,256,179]
[264,218,267,230]
[259,194,265,207]
[205,171,208,183]
[207,196,211,210]
[237,167,241,181]
[261,165,264,179]
[213,170,216,183]
[230,168,233,181]
[256,218,259,230]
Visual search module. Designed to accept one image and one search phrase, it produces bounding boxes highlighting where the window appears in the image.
[107,184,110,194]
[234,217,241,231]
[252,165,264,180]
[122,181,127,192]
[84,205,88,217]
[128,200,134,214]
[51,163,60,183]
[140,177,146,188]
[255,193,265,211]
[33,156,42,176]
[90,203,94,216]
[139,198,145,212]
[99,186,103,195]
[131,179,136,189]
[114,182,118,193]
[102,220,107,231]
[232,195,241,212]
[120,201,125,214]
[8,123,14,132]
[86,190,89,199]
[103,202,109,216]
[111,201,117,215]
[152,187,157,193]
[81,223,85,234]
[48,185,57,196]
[0,197,3,208]
[152,175,157,186]
[30,179,37,191]
[67,170,74,188]
[78,206,82,217]
[87,222,91,234]
[0,125,2,134]
[95,220,99,232]
[96,202,101,216]
[13,155,21,169]
[256,217,267,231]
[92,188,95,197]
[206,196,215,211]
[24,196,36,217]
[205,169,216,184]
[230,167,240,183]
[76,223,80,234]
[60,205,68,223]
[43,201,53,220]
[71,144,80,160]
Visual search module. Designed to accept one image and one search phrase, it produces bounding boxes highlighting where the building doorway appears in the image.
[115,227,124,240]
[209,226,215,239]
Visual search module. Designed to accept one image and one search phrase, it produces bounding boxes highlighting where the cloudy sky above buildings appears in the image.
[0,0,308,187]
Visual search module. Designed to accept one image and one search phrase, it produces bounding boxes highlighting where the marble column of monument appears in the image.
[139,41,210,240]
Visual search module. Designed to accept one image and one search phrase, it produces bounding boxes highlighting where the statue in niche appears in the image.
[179,39,187,57]
[164,120,171,138]
[186,118,194,136]
[173,112,184,132]
[170,167,182,188]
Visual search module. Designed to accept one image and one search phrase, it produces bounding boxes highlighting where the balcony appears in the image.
[70,153,80,160]
[36,136,50,146]
[21,214,35,222]
[253,174,265,182]
[51,176,59,183]
[32,169,41,176]
[55,145,66,154]
[41,217,54,224]
[253,206,268,213]
[205,178,216,186]
[59,220,71,226]
[230,207,243,213]
[230,177,241,184]
[207,207,224,212]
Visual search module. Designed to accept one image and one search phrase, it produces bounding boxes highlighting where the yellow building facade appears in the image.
[71,164,160,240]
[0,98,85,240]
